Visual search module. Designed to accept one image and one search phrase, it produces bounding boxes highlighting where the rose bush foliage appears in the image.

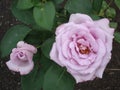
[1,0,119,90]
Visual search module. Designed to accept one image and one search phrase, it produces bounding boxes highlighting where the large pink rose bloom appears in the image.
[50,13,114,83]
[6,41,37,75]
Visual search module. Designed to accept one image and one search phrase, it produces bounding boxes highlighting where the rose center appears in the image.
[78,44,90,54]
[19,52,24,57]
[17,52,27,61]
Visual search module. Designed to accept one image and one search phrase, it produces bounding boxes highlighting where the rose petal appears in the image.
[80,39,106,74]
[95,34,113,78]
[50,43,64,67]
[68,71,96,83]
[6,60,34,75]
[69,13,92,24]
[17,41,37,54]
[17,41,25,48]
[94,18,114,35]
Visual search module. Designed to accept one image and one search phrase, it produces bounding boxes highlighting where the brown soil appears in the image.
[0,0,120,90]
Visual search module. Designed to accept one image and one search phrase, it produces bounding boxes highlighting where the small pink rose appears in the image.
[50,13,114,83]
[6,41,37,75]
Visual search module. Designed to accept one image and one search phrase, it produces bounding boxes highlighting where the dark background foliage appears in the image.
[0,0,120,90]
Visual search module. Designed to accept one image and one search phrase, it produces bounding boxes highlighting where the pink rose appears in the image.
[6,41,37,75]
[50,13,114,83]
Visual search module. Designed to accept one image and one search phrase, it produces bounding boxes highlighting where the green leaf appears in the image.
[17,0,33,10]
[92,0,103,14]
[24,30,53,46]
[11,0,35,25]
[33,1,55,30]
[99,1,108,17]
[106,7,116,19]
[0,25,31,57]
[53,0,64,4]
[53,0,64,9]
[43,64,75,90]
[90,14,100,20]
[110,22,118,29]
[21,52,54,90]
[32,0,40,5]
[21,54,44,90]
[65,0,92,14]
[41,37,55,58]
[11,0,42,30]
[115,0,120,9]
[40,54,53,72]
[114,32,120,43]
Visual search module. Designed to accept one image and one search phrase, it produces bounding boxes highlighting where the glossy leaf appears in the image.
[65,0,92,14]
[43,64,75,90]
[110,22,118,29]
[32,0,40,5]
[99,1,108,17]
[90,14,100,20]
[41,37,55,58]
[40,54,53,72]
[11,0,42,30]
[21,54,43,90]
[53,0,64,9]
[11,0,35,25]
[106,7,116,19]
[53,0,64,4]
[33,2,55,30]
[115,0,120,9]
[24,30,53,46]
[114,32,120,43]
[92,0,103,14]
[0,25,31,57]
[17,0,33,10]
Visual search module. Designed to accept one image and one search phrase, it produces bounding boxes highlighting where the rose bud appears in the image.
[6,41,37,75]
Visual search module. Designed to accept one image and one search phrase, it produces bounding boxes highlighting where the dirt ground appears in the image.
[0,0,120,90]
